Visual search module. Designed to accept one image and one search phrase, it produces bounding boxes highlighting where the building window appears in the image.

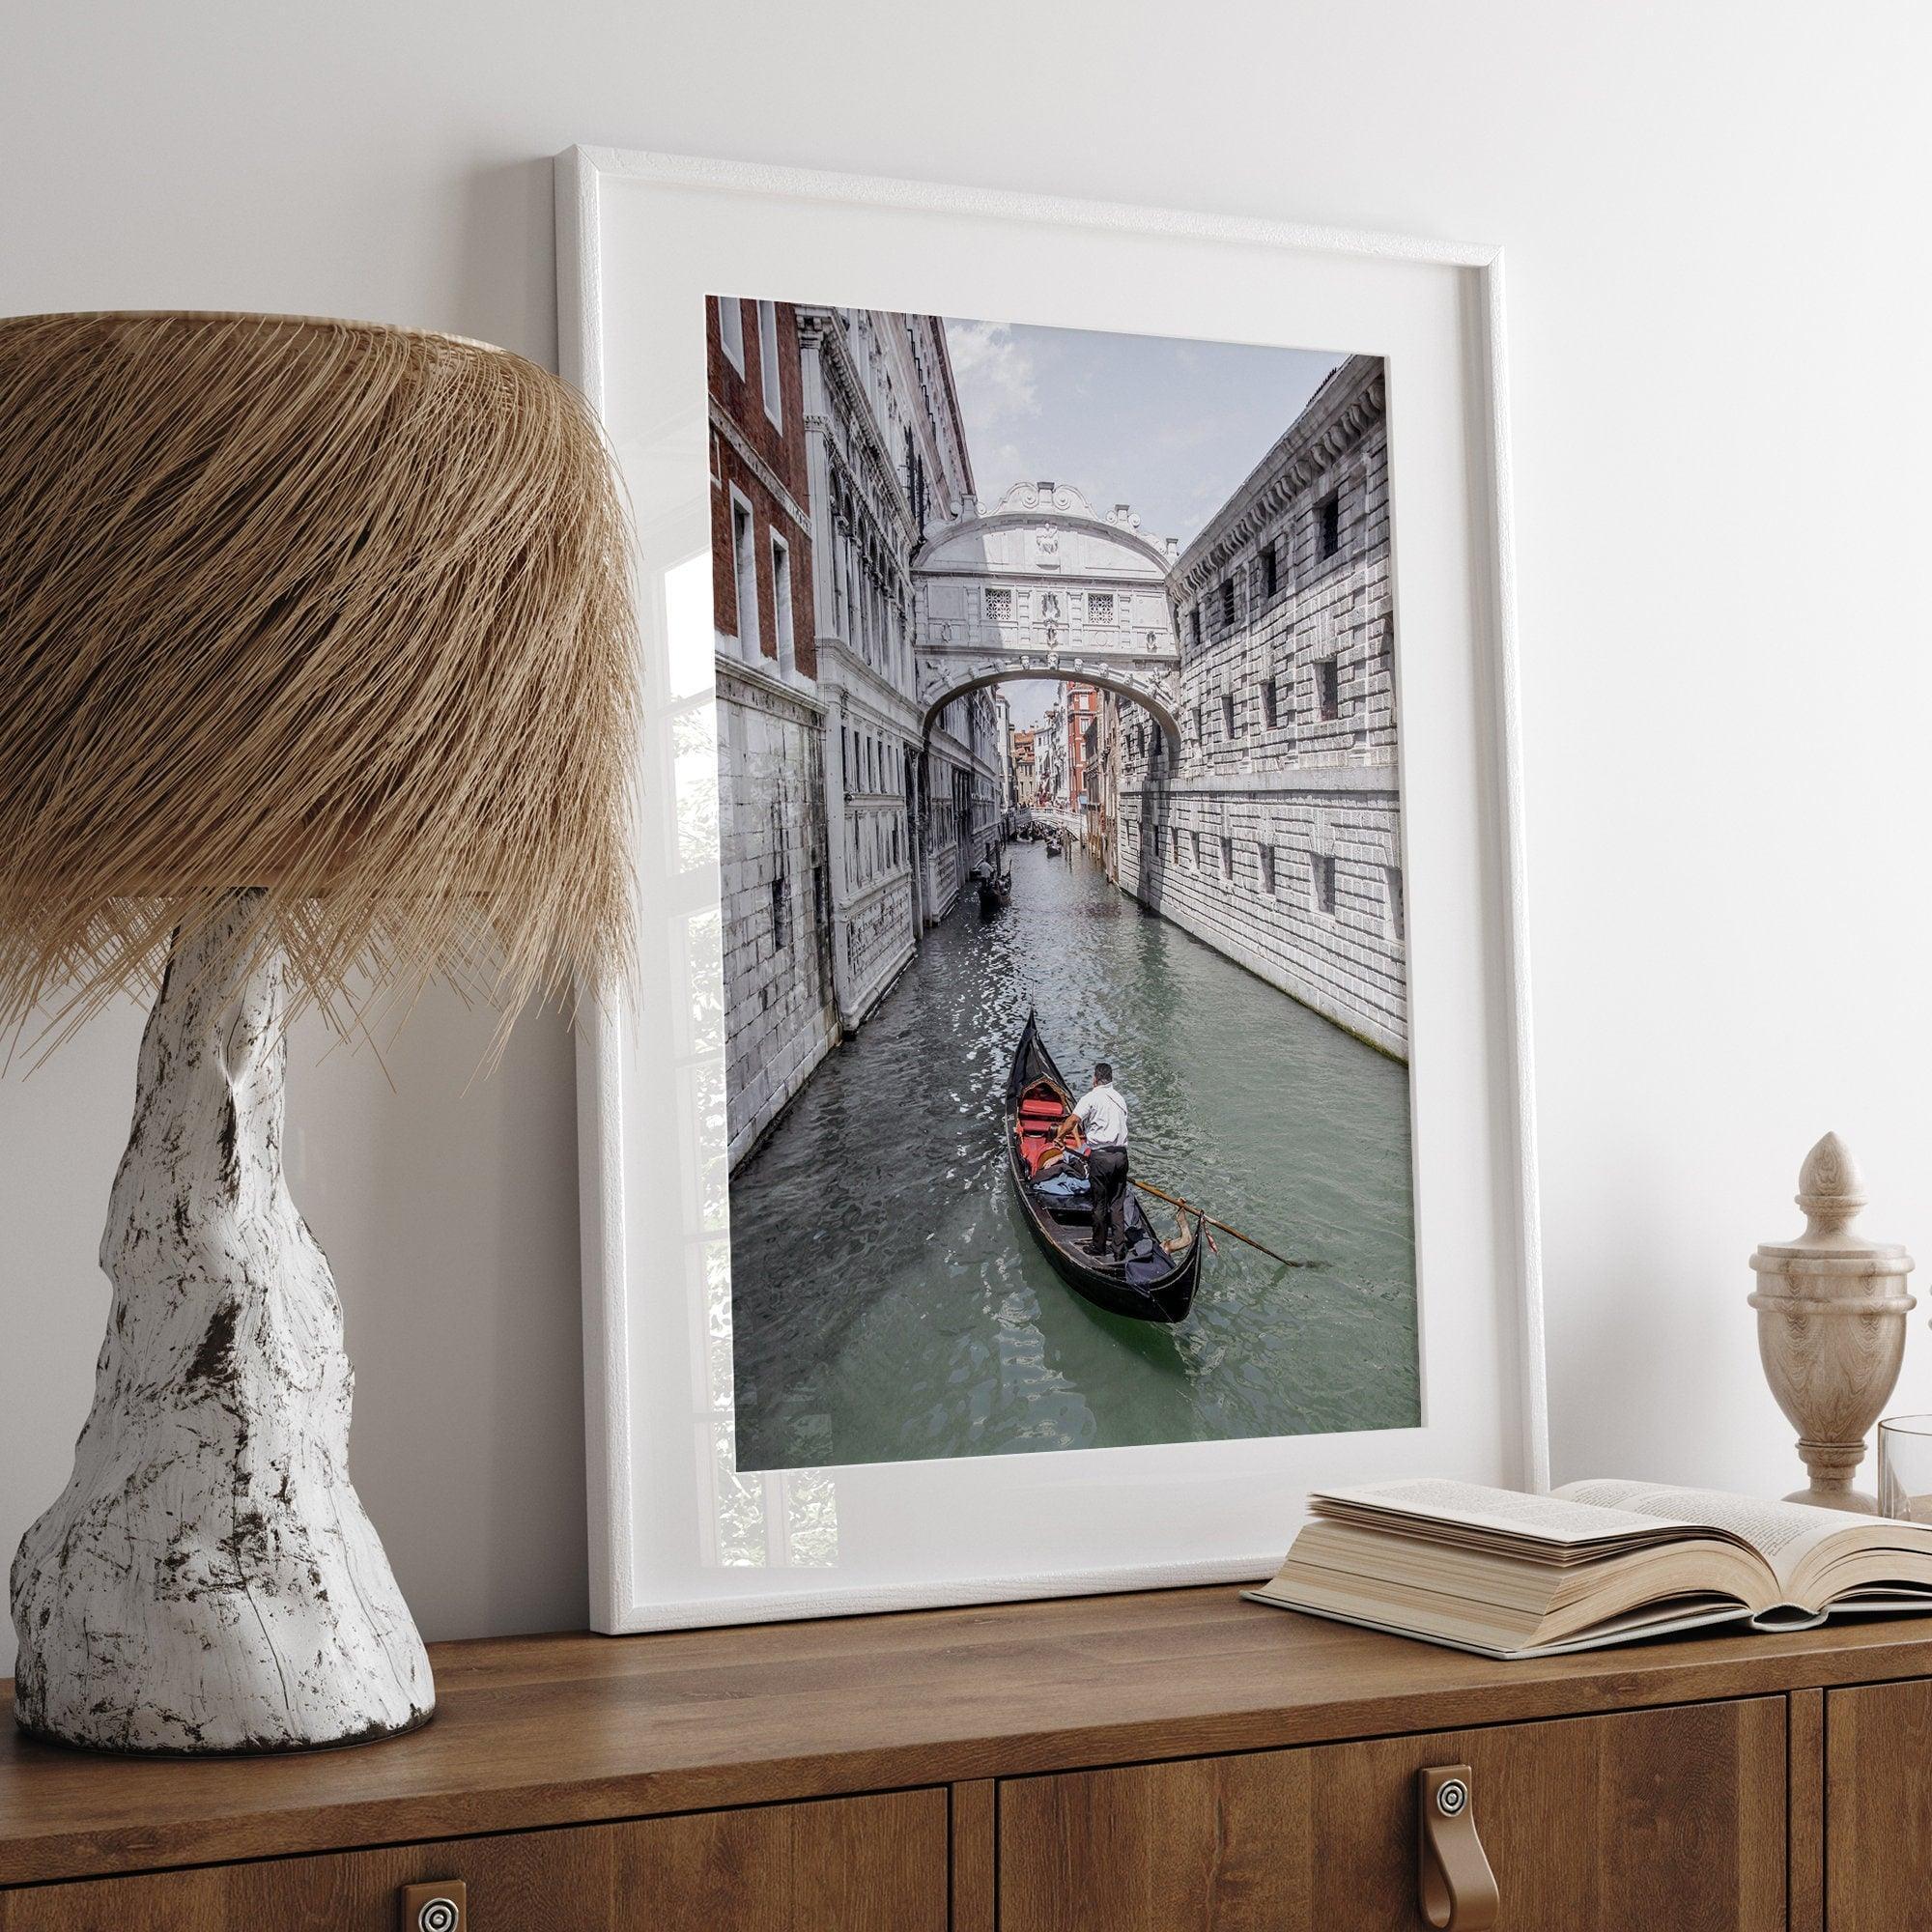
[1220,835,1233,880]
[769,533,795,678]
[1188,608,1202,648]
[1172,824,1181,864]
[770,871,790,952]
[1319,491,1342,559]
[1386,865,1406,943]
[717,296,745,374]
[985,586,1013,622]
[1316,657,1340,721]
[1259,844,1276,894]
[1261,541,1279,599]
[1261,678,1278,729]
[1313,852,1337,916]
[1220,580,1236,628]
[1190,829,1202,869]
[1221,692,1237,740]
[756,301,782,426]
[1089,591,1114,624]
[728,489,760,660]
[1192,701,1204,742]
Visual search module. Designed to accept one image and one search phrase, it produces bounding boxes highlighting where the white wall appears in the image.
[6,0,1932,1676]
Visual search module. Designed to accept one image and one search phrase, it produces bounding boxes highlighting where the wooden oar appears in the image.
[1129,1177,1314,1269]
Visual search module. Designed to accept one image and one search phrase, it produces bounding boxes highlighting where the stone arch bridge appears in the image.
[911,481,1181,751]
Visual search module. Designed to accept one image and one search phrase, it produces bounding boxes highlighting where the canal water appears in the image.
[728,838,1420,1473]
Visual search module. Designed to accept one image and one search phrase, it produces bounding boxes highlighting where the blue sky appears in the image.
[940,314,1342,726]
[943,316,1341,554]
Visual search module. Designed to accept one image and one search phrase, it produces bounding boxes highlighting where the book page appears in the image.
[1553,1481,1857,1582]
[1314,1478,1683,1548]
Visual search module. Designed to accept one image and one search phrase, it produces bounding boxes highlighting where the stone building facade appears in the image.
[1109,355,1407,1058]
[797,305,976,1033]
[923,687,1005,914]
[709,296,838,1166]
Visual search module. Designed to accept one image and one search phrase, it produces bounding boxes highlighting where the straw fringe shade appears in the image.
[0,311,639,1045]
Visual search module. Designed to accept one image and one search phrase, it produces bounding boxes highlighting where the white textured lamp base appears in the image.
[9,895,434,1753]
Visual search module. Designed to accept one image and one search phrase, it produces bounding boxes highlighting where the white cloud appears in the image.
[946,319,1038,426]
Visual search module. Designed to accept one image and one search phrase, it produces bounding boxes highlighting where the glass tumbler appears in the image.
[1877,1415,1932,1521]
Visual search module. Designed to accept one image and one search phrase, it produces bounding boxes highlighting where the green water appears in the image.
[728,838,1420,1472]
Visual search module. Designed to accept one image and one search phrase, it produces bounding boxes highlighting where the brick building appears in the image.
[709,295,838,1165]
[1109,355,1407,1058]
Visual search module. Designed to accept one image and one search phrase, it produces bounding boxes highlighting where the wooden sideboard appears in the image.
[5,1586,1932,1928]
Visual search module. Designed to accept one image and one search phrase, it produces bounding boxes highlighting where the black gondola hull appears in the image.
[1003,1011,1204,1323]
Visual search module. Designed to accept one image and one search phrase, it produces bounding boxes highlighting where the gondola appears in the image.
[1003,1010,1206,1323]
[977,867,1012,917]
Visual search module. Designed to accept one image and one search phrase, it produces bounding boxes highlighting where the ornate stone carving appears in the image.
[1748,1133,1916,1514]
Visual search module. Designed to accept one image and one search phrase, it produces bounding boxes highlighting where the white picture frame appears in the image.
[556,145,1548,1634]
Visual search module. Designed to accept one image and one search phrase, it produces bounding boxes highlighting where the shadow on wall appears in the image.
[452,156,563,368]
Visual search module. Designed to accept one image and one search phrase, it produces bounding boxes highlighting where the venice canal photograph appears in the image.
[707,294,1419,1475]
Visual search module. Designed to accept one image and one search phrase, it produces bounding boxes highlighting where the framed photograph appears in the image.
[556,146,1547,1634]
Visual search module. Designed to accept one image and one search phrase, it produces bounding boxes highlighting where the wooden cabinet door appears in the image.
[1827,1678,1932,1931]
[1001,1697,1785,1932]
[0,1787,946,1931]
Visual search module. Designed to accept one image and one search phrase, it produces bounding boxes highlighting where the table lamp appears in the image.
[0,312,637,1753]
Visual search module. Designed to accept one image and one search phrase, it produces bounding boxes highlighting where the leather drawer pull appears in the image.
[1417,1765,1499,1930]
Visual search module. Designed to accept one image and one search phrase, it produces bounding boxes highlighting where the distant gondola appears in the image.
[1003,1010,1206,1323]
[978,867,1012,917]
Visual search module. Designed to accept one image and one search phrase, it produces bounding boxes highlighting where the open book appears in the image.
[1245,1477,1932,1659]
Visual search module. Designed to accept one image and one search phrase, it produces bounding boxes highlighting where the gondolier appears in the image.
[1064,1062,1129,1260]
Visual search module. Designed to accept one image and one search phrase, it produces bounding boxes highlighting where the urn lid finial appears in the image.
[1796,1130,1866,1231]
[1751,1131,1911,1270]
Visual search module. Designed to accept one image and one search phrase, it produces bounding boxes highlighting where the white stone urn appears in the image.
[1748,1133,1916,1514]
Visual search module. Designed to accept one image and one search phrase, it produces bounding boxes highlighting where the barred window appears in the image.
[1319,491,1342,559]
[1089,591,1114,623]
[1261,541,1279,599]
[1313,852,1337,915]
[1220,580,1236,628]
[1259,844,1276,894]
[1261,679,1278,729]
[1316,658,1341,722]
[984,587,1013,621]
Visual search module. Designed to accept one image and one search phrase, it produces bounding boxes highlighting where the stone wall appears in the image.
[717,662,838,1167]
[1114,355,1408,1059]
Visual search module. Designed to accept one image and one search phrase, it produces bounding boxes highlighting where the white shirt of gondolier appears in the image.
[1073,1081,1128,1150]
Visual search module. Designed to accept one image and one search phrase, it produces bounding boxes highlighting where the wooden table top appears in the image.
[7,1584,1932,1887]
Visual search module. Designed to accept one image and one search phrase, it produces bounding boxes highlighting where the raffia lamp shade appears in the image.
[0,310,638,1041]
[0,312,639,1754]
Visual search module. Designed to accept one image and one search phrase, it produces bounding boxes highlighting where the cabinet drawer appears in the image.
[0,1787,946,1931]
[1001,1697,1785,1931]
